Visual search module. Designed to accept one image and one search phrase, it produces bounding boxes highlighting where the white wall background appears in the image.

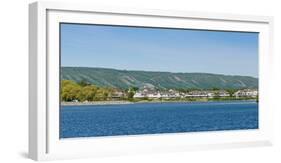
[0,0,280,162]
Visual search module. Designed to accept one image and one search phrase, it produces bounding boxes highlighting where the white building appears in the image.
[218,90,230,97]
[133,92,145,98]
[234,89,258,97]
[147,92,162,98]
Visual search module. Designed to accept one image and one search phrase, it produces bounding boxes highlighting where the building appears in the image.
[234,89,258,97]
[185,91,213,98]
[217,90,230,97]
[133,92,145,98]
[133,88,257,99]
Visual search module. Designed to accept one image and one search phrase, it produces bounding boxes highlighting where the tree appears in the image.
[131,87,139,92]
[127,91,134,99]
[226,89,237,97]
[127,87,137,99]
[94,88,109,101]
[61,80,82,101]
[212,87,219,91]
[78,85,97,101]
[61,80,117,102]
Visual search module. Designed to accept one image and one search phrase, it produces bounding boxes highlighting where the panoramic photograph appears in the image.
[60,23,259,138]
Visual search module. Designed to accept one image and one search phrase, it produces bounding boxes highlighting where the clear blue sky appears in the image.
[61,23,258,77]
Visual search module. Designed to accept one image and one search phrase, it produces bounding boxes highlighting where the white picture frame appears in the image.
[29,1,274,161]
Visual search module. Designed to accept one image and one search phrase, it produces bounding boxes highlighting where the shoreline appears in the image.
[61,99,257,106]
[61,101,133,106]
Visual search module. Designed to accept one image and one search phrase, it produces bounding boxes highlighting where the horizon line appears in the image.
[61,66,258,79]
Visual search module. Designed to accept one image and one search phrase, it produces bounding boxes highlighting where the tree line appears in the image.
[61,80,122,102]
[61,79,254,102]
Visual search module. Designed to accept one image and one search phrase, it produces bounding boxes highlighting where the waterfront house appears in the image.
[234,89,258,97]
[147,92,162,98]
[218,90,230,97]
[133,92,146,98]
[185,91,209,97]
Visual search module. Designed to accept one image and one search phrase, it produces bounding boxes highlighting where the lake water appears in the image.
[60,101,258,138]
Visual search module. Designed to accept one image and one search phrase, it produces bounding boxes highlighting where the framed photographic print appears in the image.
[29,1,274,161]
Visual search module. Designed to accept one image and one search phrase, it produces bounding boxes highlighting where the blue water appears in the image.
[60,101,258,138]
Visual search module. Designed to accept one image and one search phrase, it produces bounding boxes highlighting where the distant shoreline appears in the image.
[61,101,133,106]
[61,99,257,106]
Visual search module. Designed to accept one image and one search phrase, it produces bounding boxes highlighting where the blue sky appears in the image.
[61,23,258,77]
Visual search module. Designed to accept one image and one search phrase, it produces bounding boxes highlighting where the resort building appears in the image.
[234,89,258,97]
[132,87,258,99]
[133,92,146,98]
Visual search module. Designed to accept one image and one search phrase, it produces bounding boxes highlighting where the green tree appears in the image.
[226,89,237,97]
[131,87,139,92]
[94,88,109,101]
[61,80,82,101]
[61,80,119,102]
[127,91,134,99]
[127,87,136,100]
[212,87,219,91]
[78,85,97,101]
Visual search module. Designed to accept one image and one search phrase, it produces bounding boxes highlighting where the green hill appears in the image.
[61,67,258,90]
